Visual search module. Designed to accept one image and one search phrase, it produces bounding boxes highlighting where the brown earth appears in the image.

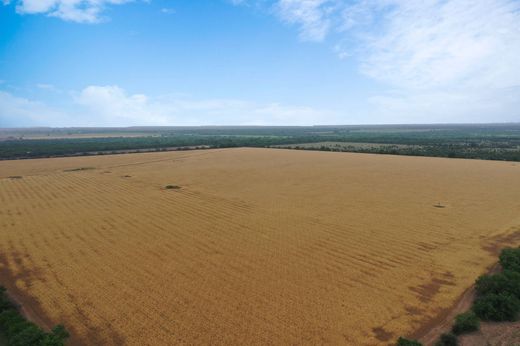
[0,148,520,345]
[459,320,520,345]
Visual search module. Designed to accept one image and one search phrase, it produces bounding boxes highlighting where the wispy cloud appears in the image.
[76,85,335,126]
[351,0,520,90]
[160,7,175,15]
[0,86,336,126]
[5,0,136,23]
[233,0,520,122]
[0,91,68,127]
[275,0,336,41]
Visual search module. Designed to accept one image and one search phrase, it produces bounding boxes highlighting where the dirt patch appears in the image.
[409,275,456,304]
[372,326,394,341]
[482,228,520,256]
[459,320,520,346]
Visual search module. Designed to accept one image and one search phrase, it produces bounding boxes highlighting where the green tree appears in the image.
[435,333,458,346]
[475,270,520,298]
[452,311,479,335]
[473,293,520,321]
[396,337,423,346]
[500,247,520,272]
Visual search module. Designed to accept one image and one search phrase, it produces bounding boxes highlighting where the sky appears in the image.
[0,0,519,127]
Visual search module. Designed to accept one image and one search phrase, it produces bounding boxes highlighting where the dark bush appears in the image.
[435,333,458,346]
[165,185,181,190]
[500,247,520,273]
[473,293,520,321]
[42,325,70,346]
[0,286,15,311]
[396,337,423,346]
[452,311,479,335]
[9,324,45,346]
[475,270,520,298]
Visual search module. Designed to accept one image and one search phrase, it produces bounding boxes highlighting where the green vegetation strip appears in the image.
[397,246,520,346]
[0,287,69,346]
[1,124,519,161]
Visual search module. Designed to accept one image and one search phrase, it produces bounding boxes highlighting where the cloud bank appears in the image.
[4,0,135,23]
[0,86,336,127]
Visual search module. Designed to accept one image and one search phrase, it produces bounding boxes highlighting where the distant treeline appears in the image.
[1,124,519,161]
[279,143,520,161]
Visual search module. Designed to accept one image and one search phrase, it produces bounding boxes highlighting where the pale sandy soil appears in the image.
[0,148,519,345]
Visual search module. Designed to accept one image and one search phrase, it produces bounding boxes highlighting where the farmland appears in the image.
[0,148,520,345]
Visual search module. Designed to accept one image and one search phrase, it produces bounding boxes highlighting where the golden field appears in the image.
[0,148,519,345]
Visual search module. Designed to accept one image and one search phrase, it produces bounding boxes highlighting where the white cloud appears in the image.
[36,83,57,91]
[0,91,68,127]
[275,0,336,41]
[75,85,162,125]
[160,7,175,15]
[234,0,520,123]
[0,85,334,126]
[9,0,134,23]
[353,0,520,90]
[75,85,335,126]
[261,0,520,90]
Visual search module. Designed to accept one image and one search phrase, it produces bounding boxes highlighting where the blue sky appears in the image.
[1,0,519,127]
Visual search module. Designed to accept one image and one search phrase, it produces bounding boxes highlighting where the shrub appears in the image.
[0,287,15,311]
[500,247,520,273]
[475,270,520,298]
[435,333,458,346]
[396,337,423,346]
[9,324,45,346]
[452,311,479,335]
[165,185,181,190]
[42,325,70,346]
[473,293,520,321]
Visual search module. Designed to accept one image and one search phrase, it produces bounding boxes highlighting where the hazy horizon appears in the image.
[1,121,519,128]
[1,0,520,127]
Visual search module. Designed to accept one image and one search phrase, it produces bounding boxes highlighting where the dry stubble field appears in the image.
[0,148,520,345]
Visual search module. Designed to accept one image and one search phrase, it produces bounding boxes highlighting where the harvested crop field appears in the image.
[0,148,520,345]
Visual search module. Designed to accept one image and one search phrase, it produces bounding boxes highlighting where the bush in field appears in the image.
[165,185,181,190]
[434,333,458,346]
[452,311,479,335]
[396,337,422,346]
[473,293,520,321]
[499,247,520,273]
